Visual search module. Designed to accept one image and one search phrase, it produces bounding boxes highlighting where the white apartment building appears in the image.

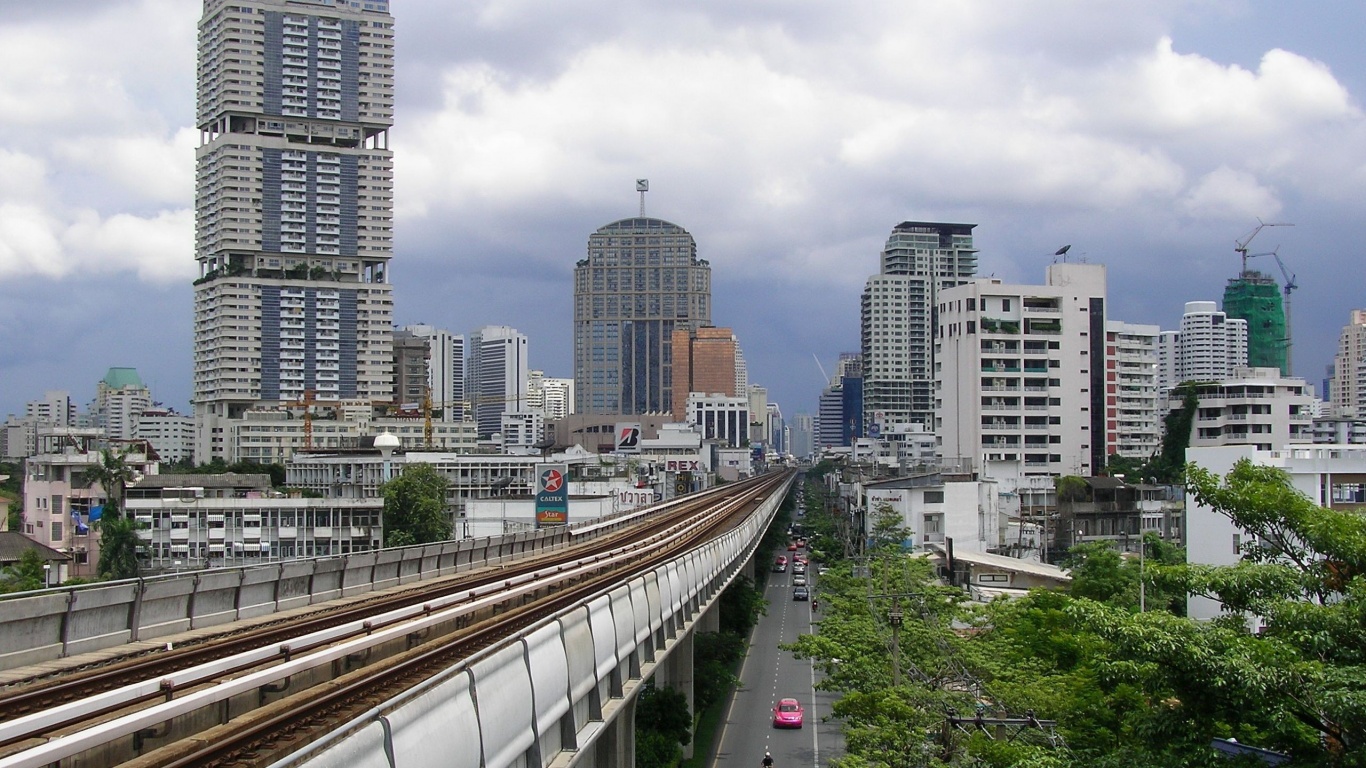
[1180,367,1315,451]
[1157,301,1249,394]
[685,393,750,448]
[936,262,1108,486]
[1186,443,1366,621]
[1331,309,1366,418]
[468,325,529,439]
[134,409,196,464]
[193,1,397,461]
[403,324,465,421]
[22,429,159,578]
[1105,321,1161,459]
[747,386,770,446]
[539,377,574,421]
[500,411,546,454]
[126,474,382,569]
[862,222,978,429]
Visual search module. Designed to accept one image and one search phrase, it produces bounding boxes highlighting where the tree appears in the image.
[0,549,48,593]
[635,683,692,768]
[84,449,143,581]
[381,463,451,547]
[868,502,910,552]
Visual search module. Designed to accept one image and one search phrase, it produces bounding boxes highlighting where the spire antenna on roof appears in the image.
[636,179,648,217]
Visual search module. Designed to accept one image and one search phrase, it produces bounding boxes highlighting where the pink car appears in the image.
[772,698,804,728]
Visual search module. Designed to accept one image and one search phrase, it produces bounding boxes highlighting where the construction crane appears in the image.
[1270,251,1299,376]
[417,387,530,449]
[284,389,317,450]
[1235,218,1293,274]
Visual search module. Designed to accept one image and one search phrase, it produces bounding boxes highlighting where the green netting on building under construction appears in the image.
[1223,273,1287,374]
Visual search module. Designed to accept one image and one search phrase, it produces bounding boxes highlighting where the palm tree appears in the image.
[83,449,142,580]
[83,448,136,521]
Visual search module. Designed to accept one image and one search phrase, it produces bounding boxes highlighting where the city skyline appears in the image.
[4,2,1366,420]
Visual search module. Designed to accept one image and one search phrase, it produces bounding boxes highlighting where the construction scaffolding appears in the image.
[1222,272,1287,375]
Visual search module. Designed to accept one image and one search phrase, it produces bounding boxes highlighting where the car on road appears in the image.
[787,542,798,551]
[793,563,807,575]
[772,698,805,728]
[792,575,807,587]
[793,585,809,601]
[773,556,787,573]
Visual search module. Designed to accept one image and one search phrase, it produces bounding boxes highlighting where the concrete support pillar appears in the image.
[595,695,636,768]
[698,599,721,633]
[659,627,696,758]
[742,554,756,582]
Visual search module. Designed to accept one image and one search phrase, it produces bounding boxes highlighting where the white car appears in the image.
[792,575,807,587]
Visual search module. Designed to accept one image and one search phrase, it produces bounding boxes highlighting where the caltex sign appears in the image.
[535,463,569,528]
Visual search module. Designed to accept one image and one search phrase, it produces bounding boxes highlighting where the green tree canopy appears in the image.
[381,463,451,547]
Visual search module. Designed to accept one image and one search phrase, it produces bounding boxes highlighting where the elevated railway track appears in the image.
[0,470,793,768]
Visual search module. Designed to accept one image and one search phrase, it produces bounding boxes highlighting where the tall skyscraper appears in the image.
[861,222,977,431]
[574,217,711,415]
[1222,271,1286,375]
[468,325,528,438]
[193,0,396,460]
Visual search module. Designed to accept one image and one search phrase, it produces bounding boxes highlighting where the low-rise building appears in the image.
[1179,367,1315,450]
[126,473,381,570]
[21,428,158,578]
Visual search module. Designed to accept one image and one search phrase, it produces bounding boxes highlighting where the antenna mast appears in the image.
[636,179,648,217]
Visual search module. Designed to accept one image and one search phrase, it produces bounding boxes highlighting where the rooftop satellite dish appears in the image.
[1055,245,1071,256]
[491,476,514,491]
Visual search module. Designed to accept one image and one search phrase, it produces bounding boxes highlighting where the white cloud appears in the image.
[0,205,65,279]
[54,128,198,206]
[0,149,48,202]
[62,208,195,284]
[1179,166,1281,221]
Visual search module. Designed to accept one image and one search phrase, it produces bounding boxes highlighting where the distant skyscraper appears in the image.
[790,413,814,458]
[193,0,396,460]
[861,222,977,429]
[1157,301,1249,393]
[94,368,153,442]
[1222,271,1287,374]
[1332,309,1366,418]
[403,324,465,421]
[574,217,711,415]
[671,326,738,421]
[468,326,528,438]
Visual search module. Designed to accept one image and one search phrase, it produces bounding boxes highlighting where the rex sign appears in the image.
[534,463,569,528]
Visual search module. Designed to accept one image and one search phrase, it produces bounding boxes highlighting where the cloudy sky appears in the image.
[2,0,1364,422]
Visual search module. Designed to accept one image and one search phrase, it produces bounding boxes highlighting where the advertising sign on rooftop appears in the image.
[535,463,569,528]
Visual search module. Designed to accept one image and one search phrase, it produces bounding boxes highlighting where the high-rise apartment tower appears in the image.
[574,217,711,415]
[193,0,396,459]
[861,222,977,431]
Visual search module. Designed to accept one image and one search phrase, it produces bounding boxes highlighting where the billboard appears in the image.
[614,422,642,453]
[534,463,569,528]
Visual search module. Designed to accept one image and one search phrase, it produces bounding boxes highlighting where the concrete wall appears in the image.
[0,522,599,670]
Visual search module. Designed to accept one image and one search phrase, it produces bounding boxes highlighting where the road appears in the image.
[710,556,843,768]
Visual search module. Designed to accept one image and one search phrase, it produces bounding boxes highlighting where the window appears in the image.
[924,490,944,503]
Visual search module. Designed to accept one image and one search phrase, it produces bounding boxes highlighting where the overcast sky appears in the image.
[2,0,1365,424]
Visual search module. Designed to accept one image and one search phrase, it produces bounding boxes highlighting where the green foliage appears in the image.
[0,549,48,593]
[1054,475,1088,503]
[98,516,143,580]
[1064,542,1136,606]
[718,574,765,636]
[868,502,910,553]
[1147,384,1199,484]
[636,683,692,747]
[695,631,745,711]
[381,463,452,546]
